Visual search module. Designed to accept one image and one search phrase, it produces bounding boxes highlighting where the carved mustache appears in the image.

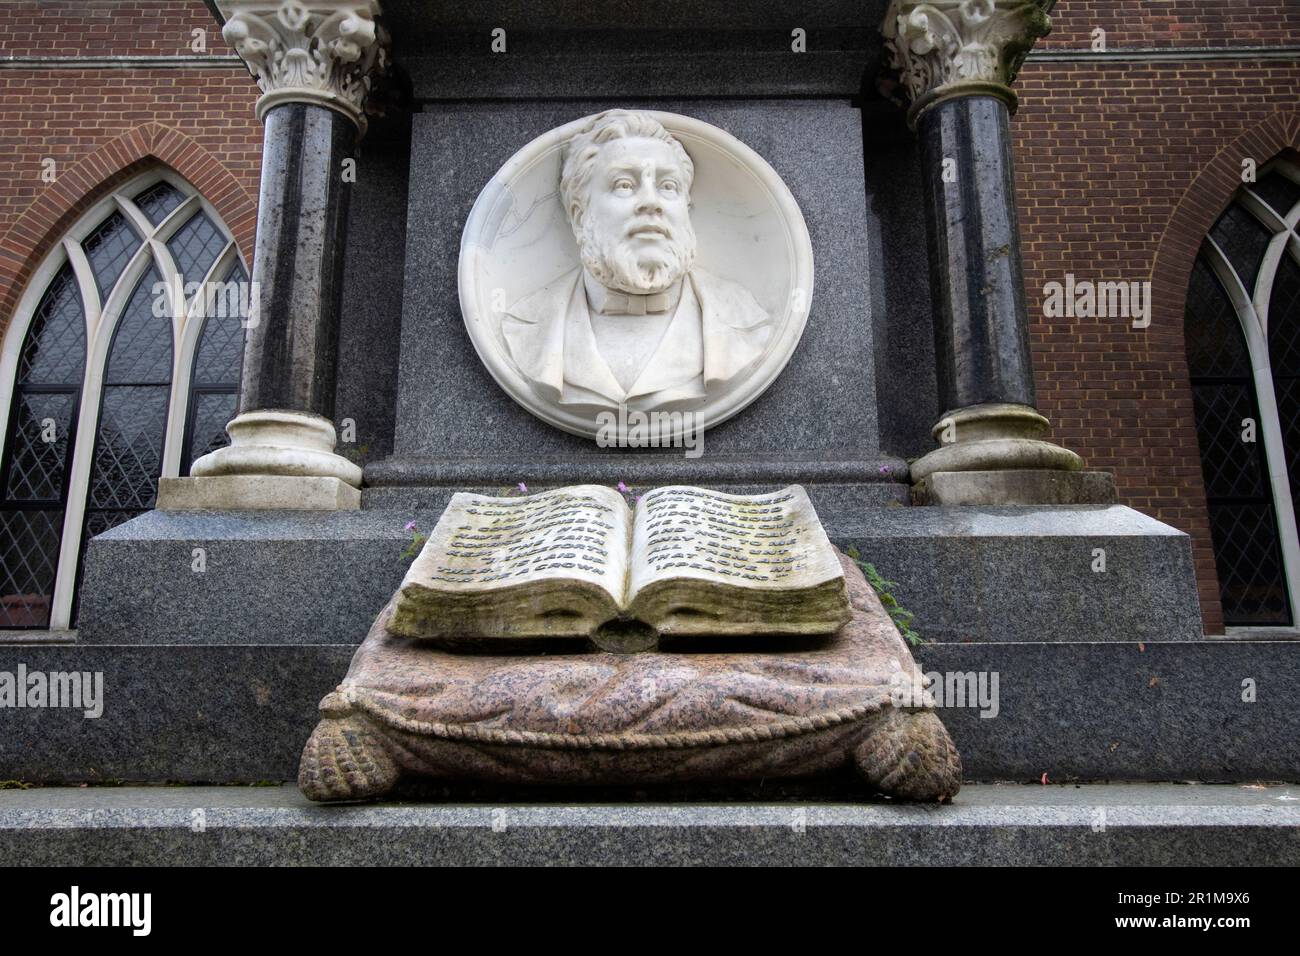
[624,220,672,240]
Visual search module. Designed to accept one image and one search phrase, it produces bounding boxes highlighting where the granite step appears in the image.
[1,783,1296,866]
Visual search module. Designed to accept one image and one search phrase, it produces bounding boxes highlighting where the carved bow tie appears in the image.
[597,290,673,315]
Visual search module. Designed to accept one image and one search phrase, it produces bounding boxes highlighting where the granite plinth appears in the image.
[920,640,1300,783]
[2,783,1296,866]
[0,644,352,783]
[76,510,434,645]
[837,505,1203,642]
[1,640,1295,784]
[76,504,1200,646]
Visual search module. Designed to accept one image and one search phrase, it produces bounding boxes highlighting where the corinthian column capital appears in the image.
[882,0,1053,127]
[218,0,389,132]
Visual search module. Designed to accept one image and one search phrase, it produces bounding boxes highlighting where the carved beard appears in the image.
[578,213,697,295]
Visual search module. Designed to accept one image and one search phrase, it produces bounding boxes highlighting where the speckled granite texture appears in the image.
[299,550,961,802]
[3,783,1298,866]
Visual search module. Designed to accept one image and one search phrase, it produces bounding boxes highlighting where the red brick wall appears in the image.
[1040,0,1300,49]
[1012,2,1300,633]
[0,0,219,57]
[0,1,260,344]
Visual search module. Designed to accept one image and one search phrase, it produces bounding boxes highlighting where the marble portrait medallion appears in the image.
[459,109,814,441]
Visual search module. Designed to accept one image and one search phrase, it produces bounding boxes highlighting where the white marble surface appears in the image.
[459,109,814,442]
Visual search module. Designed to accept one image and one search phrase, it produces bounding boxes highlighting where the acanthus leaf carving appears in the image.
[881,0,1052,125]
[219,1,389,131]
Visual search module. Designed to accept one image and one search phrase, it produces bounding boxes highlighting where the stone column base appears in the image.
[157,475,361,511]
[908,404,1113,506]
[910,403,1083,481]
[164,409,363,510]
[912,469,1117,506]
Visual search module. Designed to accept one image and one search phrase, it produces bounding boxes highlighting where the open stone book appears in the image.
[390,484,851,648]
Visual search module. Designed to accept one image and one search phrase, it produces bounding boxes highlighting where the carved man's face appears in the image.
[576,136,697,295]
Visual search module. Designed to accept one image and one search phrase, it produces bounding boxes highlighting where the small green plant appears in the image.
[400,519,428,562]
[844,545,924,646]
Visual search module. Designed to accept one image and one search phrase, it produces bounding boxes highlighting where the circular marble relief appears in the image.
[459,109,814,442]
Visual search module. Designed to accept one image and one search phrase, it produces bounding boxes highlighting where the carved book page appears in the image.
[389,485,632,639]
[626,485,850,636]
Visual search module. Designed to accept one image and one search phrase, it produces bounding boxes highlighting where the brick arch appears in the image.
[1145,110,1300,634]
[0,122,258,341]
[1150,111,1300,326]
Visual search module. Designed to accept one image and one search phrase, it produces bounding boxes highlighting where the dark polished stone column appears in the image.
[161,2,388,511]
[882,0,1109,504]
[239,103,354,417]
[919,95,1035,415]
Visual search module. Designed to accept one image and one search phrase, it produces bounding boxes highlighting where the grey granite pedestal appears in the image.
[4,498,1293,786]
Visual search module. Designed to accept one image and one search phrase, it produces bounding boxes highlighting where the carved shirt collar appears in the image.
[582,273,684,316]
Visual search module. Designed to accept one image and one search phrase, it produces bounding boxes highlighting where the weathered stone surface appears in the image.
[158,474,361,511]
[3,783,1297,866]
[912,469,1118,506]
[299,550,961,802]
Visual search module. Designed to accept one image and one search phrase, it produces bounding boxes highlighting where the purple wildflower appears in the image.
[404,520,418,532]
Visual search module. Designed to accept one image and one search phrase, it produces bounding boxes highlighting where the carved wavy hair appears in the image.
[559,110,695,232]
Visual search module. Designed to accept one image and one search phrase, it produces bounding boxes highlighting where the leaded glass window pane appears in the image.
[88,387,169,511]
[0,509,62,628]
[1269,255,1300,545]
[3,176,241,628]
[1187,246,1291,626]
[105,268,172,385]
[1185,257,1251,379]
[183,391,236,474]
[1191,384,1269,500]
[1267,255,1300,377]
[4,392,77,501]
[83,211,140,303]
[167,211,226,286]
[19,264,85,385]
[1209,204,1273,298]
[1251,171,1300,220]
[192,309,246,387]
[133,181,185,226]
[1206,504,1291,626]
[3,261,84,629]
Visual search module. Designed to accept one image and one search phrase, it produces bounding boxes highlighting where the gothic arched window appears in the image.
[1185,159,1300,628]
[0,172,246,629]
